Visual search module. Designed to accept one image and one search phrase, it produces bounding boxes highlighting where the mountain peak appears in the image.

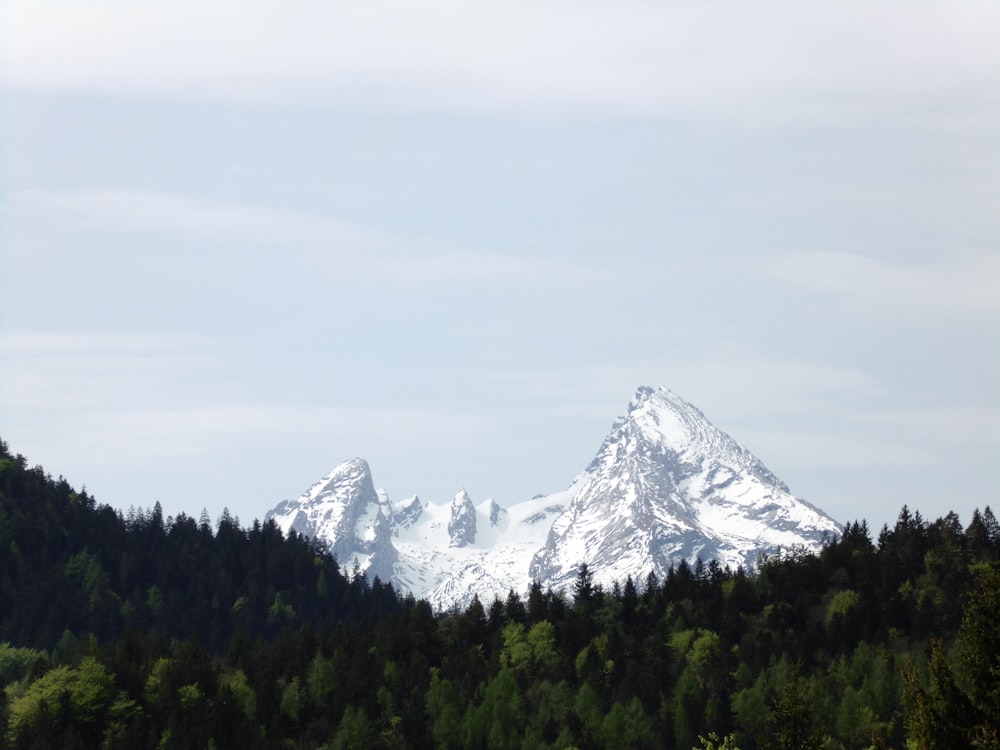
[628,386,709,444]
[318,457,372,489]
[597,386,784,488]
[534,385,835,591]
[265,455,397,581]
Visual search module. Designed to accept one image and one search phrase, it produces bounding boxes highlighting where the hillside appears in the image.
[1,438,998,748]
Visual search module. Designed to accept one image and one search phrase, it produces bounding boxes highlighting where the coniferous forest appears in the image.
[1,438,998,749]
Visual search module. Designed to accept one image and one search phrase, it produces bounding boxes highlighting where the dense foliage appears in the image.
[1,438,998,748]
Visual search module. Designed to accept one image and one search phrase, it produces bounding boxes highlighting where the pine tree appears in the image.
[573,563,594,605]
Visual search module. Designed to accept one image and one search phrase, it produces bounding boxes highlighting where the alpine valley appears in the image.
[266,386,842,610]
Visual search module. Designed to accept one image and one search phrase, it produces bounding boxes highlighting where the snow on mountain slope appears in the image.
[529,386,841,592]
[266,457,397,582]
[265,386,842,609]
[391,487,573,610]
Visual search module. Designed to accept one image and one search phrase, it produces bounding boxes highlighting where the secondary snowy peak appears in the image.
[530,386,840,592]
[265,457,397,582]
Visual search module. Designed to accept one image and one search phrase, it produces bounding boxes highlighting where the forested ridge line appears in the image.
[1,438,998,748]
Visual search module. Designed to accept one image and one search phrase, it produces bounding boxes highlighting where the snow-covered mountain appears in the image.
[266,457,398,583]
[266,386,842,609]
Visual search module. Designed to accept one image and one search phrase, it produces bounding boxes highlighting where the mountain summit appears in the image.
[266,386,841,609]
[529,386,837,592]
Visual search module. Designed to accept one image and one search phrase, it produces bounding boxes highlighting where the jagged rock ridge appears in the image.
[447,490,477,547]
[265,387,842,609]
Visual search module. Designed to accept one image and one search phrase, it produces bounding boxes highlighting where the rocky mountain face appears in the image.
[447,490,477,547]
[266,457,398,584]
[265,387,842,609]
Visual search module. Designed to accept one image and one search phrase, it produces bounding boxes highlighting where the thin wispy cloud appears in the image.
[734,428,935,472]
[0,331,212,356]
[12,188,590,286]
[13,189,389,249]
[868,405,1000,447]
[101,404,498,448]
[738,401,1000,476]
[1,330,499,467]
[756,251,1000,316]
[0,331,222,410]
[479,356,888,428]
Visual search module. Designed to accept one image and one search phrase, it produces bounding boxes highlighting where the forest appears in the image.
[0,437,998,749]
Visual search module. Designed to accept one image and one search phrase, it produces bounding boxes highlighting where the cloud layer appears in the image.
[5,2,998,120]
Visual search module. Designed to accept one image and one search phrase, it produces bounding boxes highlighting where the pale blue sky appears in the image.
[2,1,998,532]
